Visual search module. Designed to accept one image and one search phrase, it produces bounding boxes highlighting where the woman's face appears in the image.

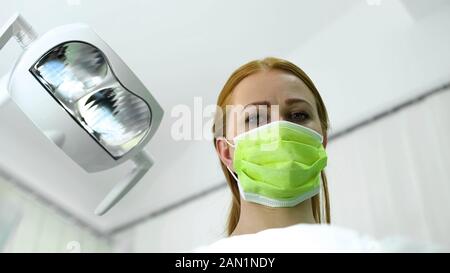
[216,69,326,169]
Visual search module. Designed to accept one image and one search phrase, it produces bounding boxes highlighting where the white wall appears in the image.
[326,87,450,246]
[287,0,450,132]
[114,186,231,252]
[0,177,111,253]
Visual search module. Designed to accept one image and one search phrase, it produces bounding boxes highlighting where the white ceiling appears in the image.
[0,0,449,235]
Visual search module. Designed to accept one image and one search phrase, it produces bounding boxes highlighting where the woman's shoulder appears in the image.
[192,224,382,253]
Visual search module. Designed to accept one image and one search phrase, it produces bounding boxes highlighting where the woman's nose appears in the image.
[271,115,286,122]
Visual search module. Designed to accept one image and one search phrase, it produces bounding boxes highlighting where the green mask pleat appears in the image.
[231,121,328,207]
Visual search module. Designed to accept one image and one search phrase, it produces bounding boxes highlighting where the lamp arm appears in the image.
[94,151,153,216]
[0,13,37,107]
[0,13,37,50]
[0,75,11,108]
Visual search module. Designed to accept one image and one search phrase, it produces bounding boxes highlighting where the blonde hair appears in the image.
[212,57,331,236]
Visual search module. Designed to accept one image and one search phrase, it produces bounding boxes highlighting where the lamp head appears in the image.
[7,23,163,172]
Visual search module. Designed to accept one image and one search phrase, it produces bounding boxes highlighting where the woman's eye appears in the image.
[246,115,258,124]
[291,111,310,122]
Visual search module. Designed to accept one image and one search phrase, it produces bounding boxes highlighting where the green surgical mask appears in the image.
[224,120,328,207]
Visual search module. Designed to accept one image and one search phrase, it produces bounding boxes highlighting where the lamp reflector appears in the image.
[30,42,151,158]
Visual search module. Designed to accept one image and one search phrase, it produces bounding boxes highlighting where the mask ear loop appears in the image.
[218,137,246,198]
[222,137,235,149]
[319,172,326,224]
[319,133,326,224]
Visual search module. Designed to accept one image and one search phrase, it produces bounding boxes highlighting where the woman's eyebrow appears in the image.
[285,98,313,108]
[241,98,313,111]
[243,100,271,110]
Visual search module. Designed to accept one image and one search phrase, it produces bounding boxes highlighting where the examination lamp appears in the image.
[0,14,163,215]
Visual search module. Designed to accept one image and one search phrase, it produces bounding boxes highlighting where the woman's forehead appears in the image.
[230,70,316,107]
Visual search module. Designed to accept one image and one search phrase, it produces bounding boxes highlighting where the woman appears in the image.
[213,57,330,237]
[194,57,435,252]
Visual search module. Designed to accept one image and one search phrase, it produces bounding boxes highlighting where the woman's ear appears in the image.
[323,134,328,148]
[215,137,233,169]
